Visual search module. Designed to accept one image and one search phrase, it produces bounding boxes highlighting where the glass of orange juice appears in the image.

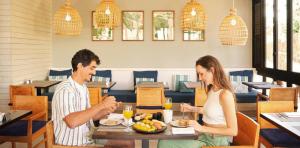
[164,97,172,110]
[123,105,133,132]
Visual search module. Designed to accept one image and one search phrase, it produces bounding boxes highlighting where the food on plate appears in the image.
[178,119,188,127]
[102,119,119,125]
[134,113,153,121]
[134,113,147,121]
[132,119,166,133]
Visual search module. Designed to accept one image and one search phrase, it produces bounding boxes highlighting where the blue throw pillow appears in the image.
[49,69,72,81]
[133,71,158,86]
[229,70,253,92]
[179,81,194,93]
[49,69,72,77]
[93,70,112,82]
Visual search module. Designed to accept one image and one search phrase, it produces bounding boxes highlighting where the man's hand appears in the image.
[101,96,118,114]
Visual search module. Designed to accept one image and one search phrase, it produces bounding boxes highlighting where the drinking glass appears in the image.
[123,105,133,132]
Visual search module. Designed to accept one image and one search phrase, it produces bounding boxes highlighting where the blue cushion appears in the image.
[229,70,253,92]
[165,91,195,104]
[49,69,72,77]
[0,120,46,136]
[260,129,300,147]
[108,90,136,102]
[94,70,112,81]
[235,90,258,103]
[179,81,194,93]
[133,71,158,86]
[108,90,195,104]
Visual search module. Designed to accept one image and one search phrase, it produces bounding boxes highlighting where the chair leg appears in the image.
[44,132,48,148]
[12,142,16,148]
[27,142,32,148]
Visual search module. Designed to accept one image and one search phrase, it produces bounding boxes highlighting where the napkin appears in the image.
[107,113,124,120]
[172,127,195,135]
[284,112,300,117]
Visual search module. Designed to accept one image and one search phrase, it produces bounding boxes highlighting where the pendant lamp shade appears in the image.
[94,0,121,29]
[219,3,248,46]
[53,0,82,36]
[181,0,207,31]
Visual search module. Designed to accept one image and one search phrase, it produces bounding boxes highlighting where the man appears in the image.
[52,49,134,147]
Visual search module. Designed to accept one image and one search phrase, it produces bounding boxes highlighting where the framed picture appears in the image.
[122,11,144,41]
[152,10,175,41]
[183,30,205,41]
[91,11,113,41]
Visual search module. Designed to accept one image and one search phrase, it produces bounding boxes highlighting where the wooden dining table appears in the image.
[22,80,61,95]
[92,115,198,148]
[0,110,32,129]
[260,112,300,140]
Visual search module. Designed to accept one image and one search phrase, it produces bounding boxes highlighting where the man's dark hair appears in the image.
[71,49,100,72]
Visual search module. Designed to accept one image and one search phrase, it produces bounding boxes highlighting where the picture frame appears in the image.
[122,11,144,41]
[152,10,175,41]
[183,30,205,41]
[91,11,113,41]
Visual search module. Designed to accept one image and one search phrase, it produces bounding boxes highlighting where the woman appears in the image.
[158,55,237,148]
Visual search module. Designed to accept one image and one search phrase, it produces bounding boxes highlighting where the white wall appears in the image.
[0,0,52,108]
[52,0,252,68]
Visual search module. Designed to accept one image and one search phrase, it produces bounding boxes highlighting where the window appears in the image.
[253,0,300,85]
[293,0,300,72]
[277,0,287,70]
[265,0,274,68]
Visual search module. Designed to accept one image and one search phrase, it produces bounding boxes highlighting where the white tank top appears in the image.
[203,89,226,125]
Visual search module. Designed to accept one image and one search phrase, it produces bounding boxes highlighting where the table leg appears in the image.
[142,139,149,148]
[36,88,42,96]
[262,89,266,95]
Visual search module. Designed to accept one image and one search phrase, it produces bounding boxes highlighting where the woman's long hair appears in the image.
[196,55,233,93]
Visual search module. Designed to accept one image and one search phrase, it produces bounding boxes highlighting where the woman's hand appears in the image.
[188,120,202,132]
[180,103,194,112]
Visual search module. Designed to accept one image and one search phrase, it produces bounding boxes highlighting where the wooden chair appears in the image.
[194,86,207,120]
[203,112,260,148]
[88,87,103,107]
[9,85,35,107]
[0,95,48,148]
[136,87,165,114]
[46,121,99,148]
[257,87,298,109]
[257,101,300,148]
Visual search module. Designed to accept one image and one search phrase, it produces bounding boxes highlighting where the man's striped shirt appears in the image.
[51,77,92,146]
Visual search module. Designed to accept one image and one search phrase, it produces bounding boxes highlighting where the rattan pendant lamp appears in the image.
[219,0,248,46]
[181,0,207,31]
[94,0,121,29]
[53,0,82,35]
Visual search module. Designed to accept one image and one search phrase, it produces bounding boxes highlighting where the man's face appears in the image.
[77,61,97,82]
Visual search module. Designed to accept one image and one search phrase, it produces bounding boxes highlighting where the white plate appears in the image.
[170,120,189,128]
[99,119,122,126]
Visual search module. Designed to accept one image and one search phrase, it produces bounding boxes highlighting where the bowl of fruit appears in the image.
[132,119,167,134]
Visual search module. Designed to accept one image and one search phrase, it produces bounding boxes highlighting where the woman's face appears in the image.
[196,65,214,85]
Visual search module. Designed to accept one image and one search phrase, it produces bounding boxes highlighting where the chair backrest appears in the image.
[257,101,294,128]
[194,87,207,107]
[269,87,298,108]
[46,121,99,148]
[9,85,35,106]
[136,87,165,106]
[13,95,48,120]
[88,87,103,107]
[232,112,260,148]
